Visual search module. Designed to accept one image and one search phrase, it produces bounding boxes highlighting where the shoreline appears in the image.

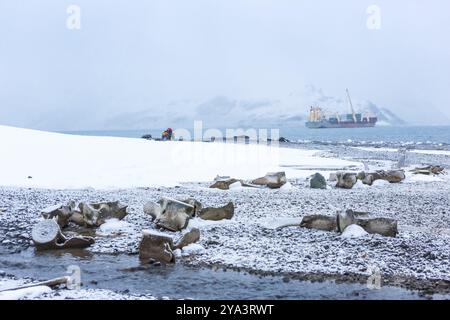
[1,127,449,299]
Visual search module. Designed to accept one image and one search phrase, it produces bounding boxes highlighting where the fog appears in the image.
[0,0,449,130]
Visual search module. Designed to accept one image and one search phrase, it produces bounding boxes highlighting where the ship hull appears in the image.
[305,121,376,129]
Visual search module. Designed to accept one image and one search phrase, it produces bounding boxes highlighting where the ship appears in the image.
[305,89,377,129]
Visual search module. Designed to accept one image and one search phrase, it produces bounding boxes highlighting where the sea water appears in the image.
[62,125,450,148]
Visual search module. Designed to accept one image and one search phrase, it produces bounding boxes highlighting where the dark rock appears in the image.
[310,173,327,189]
[198,202,234,221]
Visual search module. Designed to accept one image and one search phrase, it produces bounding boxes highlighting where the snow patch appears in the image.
[97,219,133,236]
[0,125,362,189]
[341,224,369,238]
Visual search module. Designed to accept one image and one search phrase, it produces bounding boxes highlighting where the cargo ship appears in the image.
[305,89,377,129]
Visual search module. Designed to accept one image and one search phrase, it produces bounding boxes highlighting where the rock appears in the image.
[31,220,94,251]
[198,202,234,221]
[335,172,357,189]
[252,172,287,189]
[310,173,327,189]
[300,215,337,232]
[337,210,357,233]
[154,198,193,231]
[356,218,398,237]
[174,228,201,250]
[139,230,175,263]
[210,178,241,190]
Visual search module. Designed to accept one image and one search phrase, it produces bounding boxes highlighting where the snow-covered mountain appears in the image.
[105,86,406,129]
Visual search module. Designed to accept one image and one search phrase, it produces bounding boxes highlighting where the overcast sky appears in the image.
[0,0,449,130]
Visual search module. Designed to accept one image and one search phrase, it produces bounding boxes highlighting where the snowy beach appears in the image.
[1,126,449,299]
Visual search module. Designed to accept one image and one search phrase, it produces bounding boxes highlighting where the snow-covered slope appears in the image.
[105,86,405,129]
[0,125,360,189]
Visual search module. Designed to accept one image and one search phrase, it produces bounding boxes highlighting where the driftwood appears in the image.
[32,220,95,251]
[0,276,69,293]
[410,165,445,175]
[198,202,234,221]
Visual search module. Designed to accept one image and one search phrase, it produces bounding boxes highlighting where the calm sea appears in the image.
[62,125,450,147]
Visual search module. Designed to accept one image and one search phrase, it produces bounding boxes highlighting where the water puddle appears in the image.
[0,248,443,300]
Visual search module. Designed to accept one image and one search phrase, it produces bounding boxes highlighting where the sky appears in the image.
[0,0,449,130]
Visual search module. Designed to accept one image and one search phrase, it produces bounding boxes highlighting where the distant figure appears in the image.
[161,128,174,141]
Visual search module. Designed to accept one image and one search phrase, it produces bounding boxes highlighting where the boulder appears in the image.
[310,173,327,189]
[139,230,175,263]
[154,198,193,231]
[335,172,357,189]
[300,215,337,232]
[198,202,234,221]
[174,228,201,250]
[252,172,287,189]
[32,219,94,251]
[209,178,241,190]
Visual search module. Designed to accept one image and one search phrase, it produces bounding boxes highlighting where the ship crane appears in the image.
[346,88,357,123]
